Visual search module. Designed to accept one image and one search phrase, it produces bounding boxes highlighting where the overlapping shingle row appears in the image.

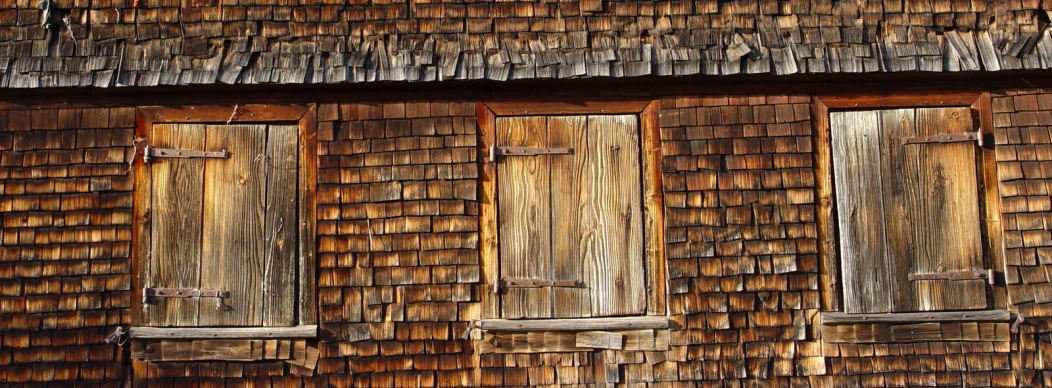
[1,0,1051,88]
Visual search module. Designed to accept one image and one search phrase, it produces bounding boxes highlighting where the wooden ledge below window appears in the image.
[819,311,1012,344]
[821,310,1011,324]
[129,325,317,339]
[477,316,670,332]
[475,317,671,354]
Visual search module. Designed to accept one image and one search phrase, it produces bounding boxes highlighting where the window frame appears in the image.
[476,100,668,325]
[129,104,318,338]
[813,93,1009,321]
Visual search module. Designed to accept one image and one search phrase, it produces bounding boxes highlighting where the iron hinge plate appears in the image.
[901,131,983,147]
[908,269,994,285]
[143,145,229,163]
[488,145,573,162]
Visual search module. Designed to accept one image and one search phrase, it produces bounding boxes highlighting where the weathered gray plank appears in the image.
[877,109,921,312]
[830,111,893,313]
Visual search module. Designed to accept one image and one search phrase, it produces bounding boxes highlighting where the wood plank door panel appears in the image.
[877,109,922,312]
[147,124,207,326]
[200,124,269,326]
[549,116,592,318]
[908,108,986,311]
[262,125,300,327]
[831,107,987,314]
[496,116,553,319]
[584,115,645,316]
[830,111,894,314]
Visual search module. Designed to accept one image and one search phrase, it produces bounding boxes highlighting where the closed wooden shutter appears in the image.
[831,108,987,314]
[145,124,299,327]
[496,115,646,318]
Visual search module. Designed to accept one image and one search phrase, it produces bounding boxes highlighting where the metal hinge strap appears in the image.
[497,278,583,289]
[143,145,229,163]
[489,145,573,162]
[143,287,230,301]
[901,131,983,147]
[908,269,994,285]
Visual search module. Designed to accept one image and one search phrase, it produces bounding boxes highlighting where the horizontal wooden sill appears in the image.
[822,310,1011,325]
[129,325,317,339]
[477,316,669,332]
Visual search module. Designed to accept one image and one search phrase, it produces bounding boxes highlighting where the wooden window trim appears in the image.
[813,92,1008,316]
[131,104,319,334]
[476,100,668,327]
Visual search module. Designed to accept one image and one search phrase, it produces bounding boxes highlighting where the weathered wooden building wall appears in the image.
[2,91,1052,386]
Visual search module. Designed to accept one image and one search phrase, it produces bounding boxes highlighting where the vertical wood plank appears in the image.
[909,108,986,311]
[975,94,1008,309]
[133,110,153,326]
[476,104,500,320]
[200,124,269,326]
[262,125,299,326]
[640,102,667,316]
[830,111,893,313]
[497,116,553,318]
[587,115,645,316]
[877,109,921,312]
[812,98,841,311]
[549,116,593,317]
[148,124,206,326]
[297,105,318,326]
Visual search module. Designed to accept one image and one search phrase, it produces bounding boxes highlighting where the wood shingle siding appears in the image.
[5,67,1052,385]
[3,0,1052,87]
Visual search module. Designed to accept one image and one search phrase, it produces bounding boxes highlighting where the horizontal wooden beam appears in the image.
[816,92,981,109]
[477,316,669,332]
[139,104,310,124]
[129,325,318,339]
[483,100,650,116]
[821,310,1010,325]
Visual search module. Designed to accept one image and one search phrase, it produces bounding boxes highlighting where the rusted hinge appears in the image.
[493,278,583,293]
[488,145,572,162]
[143,145,229,163]
[143,287,229,302]
[901,131,983,147]
[908,269,994,285]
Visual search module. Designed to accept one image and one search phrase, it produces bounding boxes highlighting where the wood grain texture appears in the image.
[296,105,318,326]
[262,125,299,326]
[549,116,592,318]
[830,111,893,313]
[200,124,268,326]
[821,310,1010,324]
[476,103,500,320]
[148,124,207,326]
[975,93,1008,309]
[812,98,840,311]
[640,102,667,316]
[496,116,552,319]
[477,316,669,331]
[585,115,645,316]
[133,109,153,326]
[140,105,310,124]
[877,109,922,311]
[909,108,985,311]
[817,93,982,109]
[483,100,649,116]
[129,325,317,339]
